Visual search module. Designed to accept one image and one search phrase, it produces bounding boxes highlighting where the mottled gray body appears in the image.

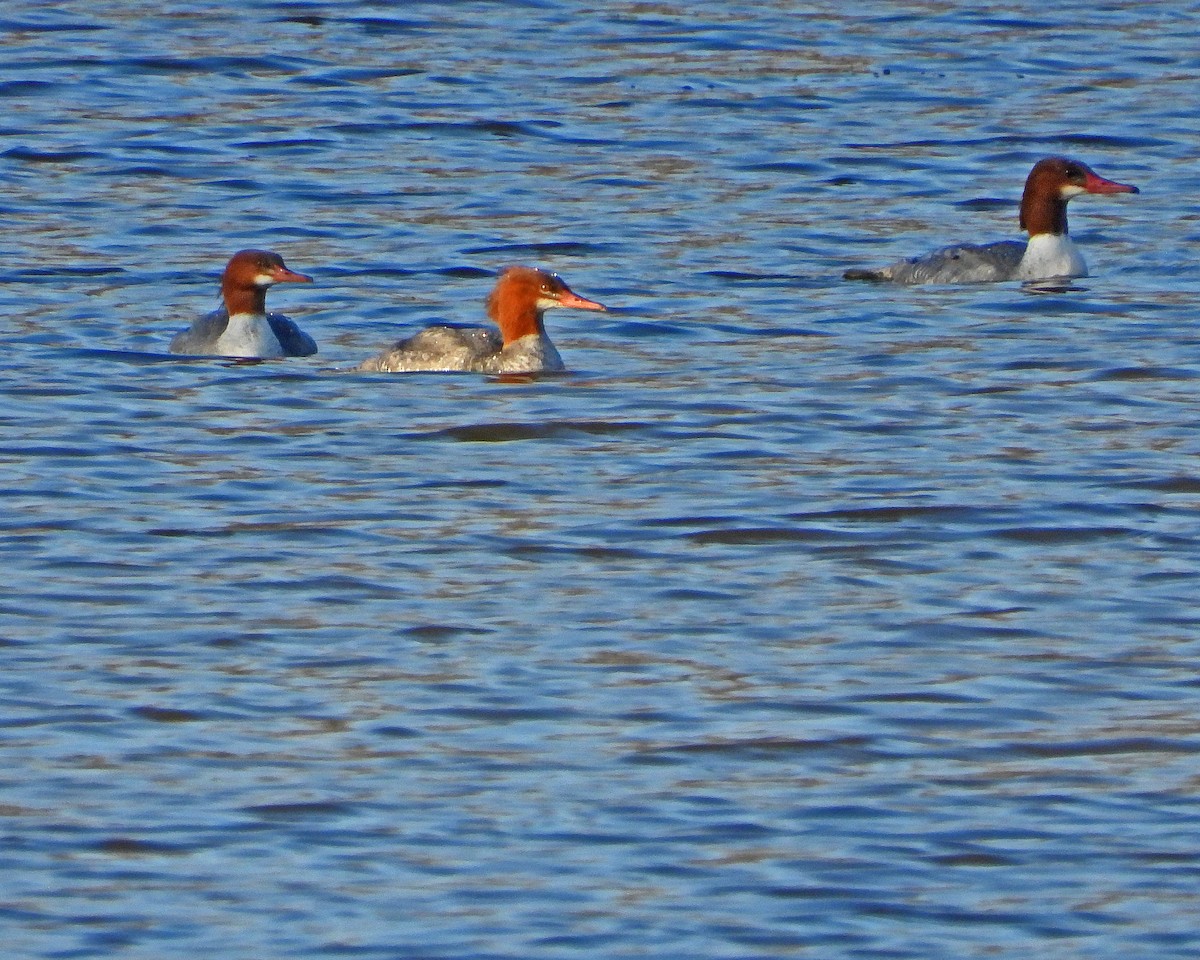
[356,326,563,374]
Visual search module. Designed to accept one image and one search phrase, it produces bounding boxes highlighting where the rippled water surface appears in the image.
[3,2,1200,958]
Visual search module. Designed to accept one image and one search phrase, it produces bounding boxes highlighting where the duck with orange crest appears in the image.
[357,266,606,374]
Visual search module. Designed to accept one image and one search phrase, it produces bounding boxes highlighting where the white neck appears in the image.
[1016,233,1087,281]
[480,333,564,374]
[214,311,284,358]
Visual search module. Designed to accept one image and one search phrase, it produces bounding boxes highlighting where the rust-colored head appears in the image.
[485,266,606,344]
[1019,157,1138,236]
[221,249,312,315]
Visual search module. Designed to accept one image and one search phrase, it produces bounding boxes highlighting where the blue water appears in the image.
[3,2,1200,958]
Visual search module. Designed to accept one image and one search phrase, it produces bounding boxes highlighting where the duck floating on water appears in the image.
[843,157,1138,284]
[356,266,606,374]
[169,249,316,358]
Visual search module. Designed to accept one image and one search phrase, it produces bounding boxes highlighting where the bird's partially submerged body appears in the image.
[357,266,606,375]
[169,250,315,358]
[843,157,1138,285]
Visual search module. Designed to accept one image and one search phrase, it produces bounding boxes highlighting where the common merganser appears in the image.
[169,249,316,357]
[843,157,1138,284]
[356,266,606,374]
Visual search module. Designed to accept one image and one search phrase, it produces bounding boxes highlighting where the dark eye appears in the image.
[1065,166,1085,183]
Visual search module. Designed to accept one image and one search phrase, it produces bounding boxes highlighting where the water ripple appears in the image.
[1,2,1198,959]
